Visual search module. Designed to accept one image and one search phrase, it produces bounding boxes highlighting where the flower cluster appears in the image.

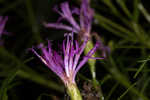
[43,0,109,57]
[43,0,94,38]
[32,0,107,99]
[32,33,103,85]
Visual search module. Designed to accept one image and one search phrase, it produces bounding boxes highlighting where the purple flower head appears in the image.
[43,0,94,38]
[0,16,8,38]
[32,33,103,85]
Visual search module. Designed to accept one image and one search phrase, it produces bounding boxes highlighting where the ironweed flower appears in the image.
[43,0,109,58]
[43,0,94,38]
[0,16,8,38]
[32,33,102,85]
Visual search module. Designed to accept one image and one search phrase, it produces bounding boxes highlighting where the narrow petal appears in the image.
[71,7,80,15]
[60,2,80,31]
[32,46,65,80]
[54,51,64,65]
[75,40,79,53]
[43,22,76,32]
[32,48,49,66]
[0,16,8,36]
[68,41,75,73]
[78,37,88,54]
[80,0,94,34]
[72,37,88,70]
[64,35,71,77]
[73,42,100,79]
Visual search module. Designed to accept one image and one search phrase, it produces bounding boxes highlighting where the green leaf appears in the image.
[117,82,137,100]
[138,3,150,23]
[134,56,150,78]
[0,68,19,100]
[95,14,136,40]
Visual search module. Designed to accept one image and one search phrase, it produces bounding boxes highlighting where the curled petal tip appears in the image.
[38,43,44,48]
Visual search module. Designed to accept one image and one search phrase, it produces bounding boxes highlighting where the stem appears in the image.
[92,78,104,100]
[84,41,96,79]
[25,0,42,43]
[84,40,104,100]
[66,83,82,100]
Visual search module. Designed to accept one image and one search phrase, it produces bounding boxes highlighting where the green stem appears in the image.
[92,78,104,100]
[84,41,96,79]
[138,3,150,23]
[66,83,82,100]
[84,40,104,100]
[25,0,42,43]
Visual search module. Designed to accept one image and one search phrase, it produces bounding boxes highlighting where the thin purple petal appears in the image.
[0,16,8,36]
[80,0,94,34]
[43,22,76,32]
[60,2,80,31]
[72,37,88,70]
[73,42,100,78]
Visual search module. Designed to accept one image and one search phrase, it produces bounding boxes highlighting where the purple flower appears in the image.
[32,33,103,85]
[0,16,8,38]
[0,16,8,45]
[43,0,110,58]
[43,0,94,38]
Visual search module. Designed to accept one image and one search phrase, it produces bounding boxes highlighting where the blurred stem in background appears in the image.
[25,0,42,43]
[102,55,149,100]
[94,0,150,49]
[138,3,150,23]
[93,0,150,99]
